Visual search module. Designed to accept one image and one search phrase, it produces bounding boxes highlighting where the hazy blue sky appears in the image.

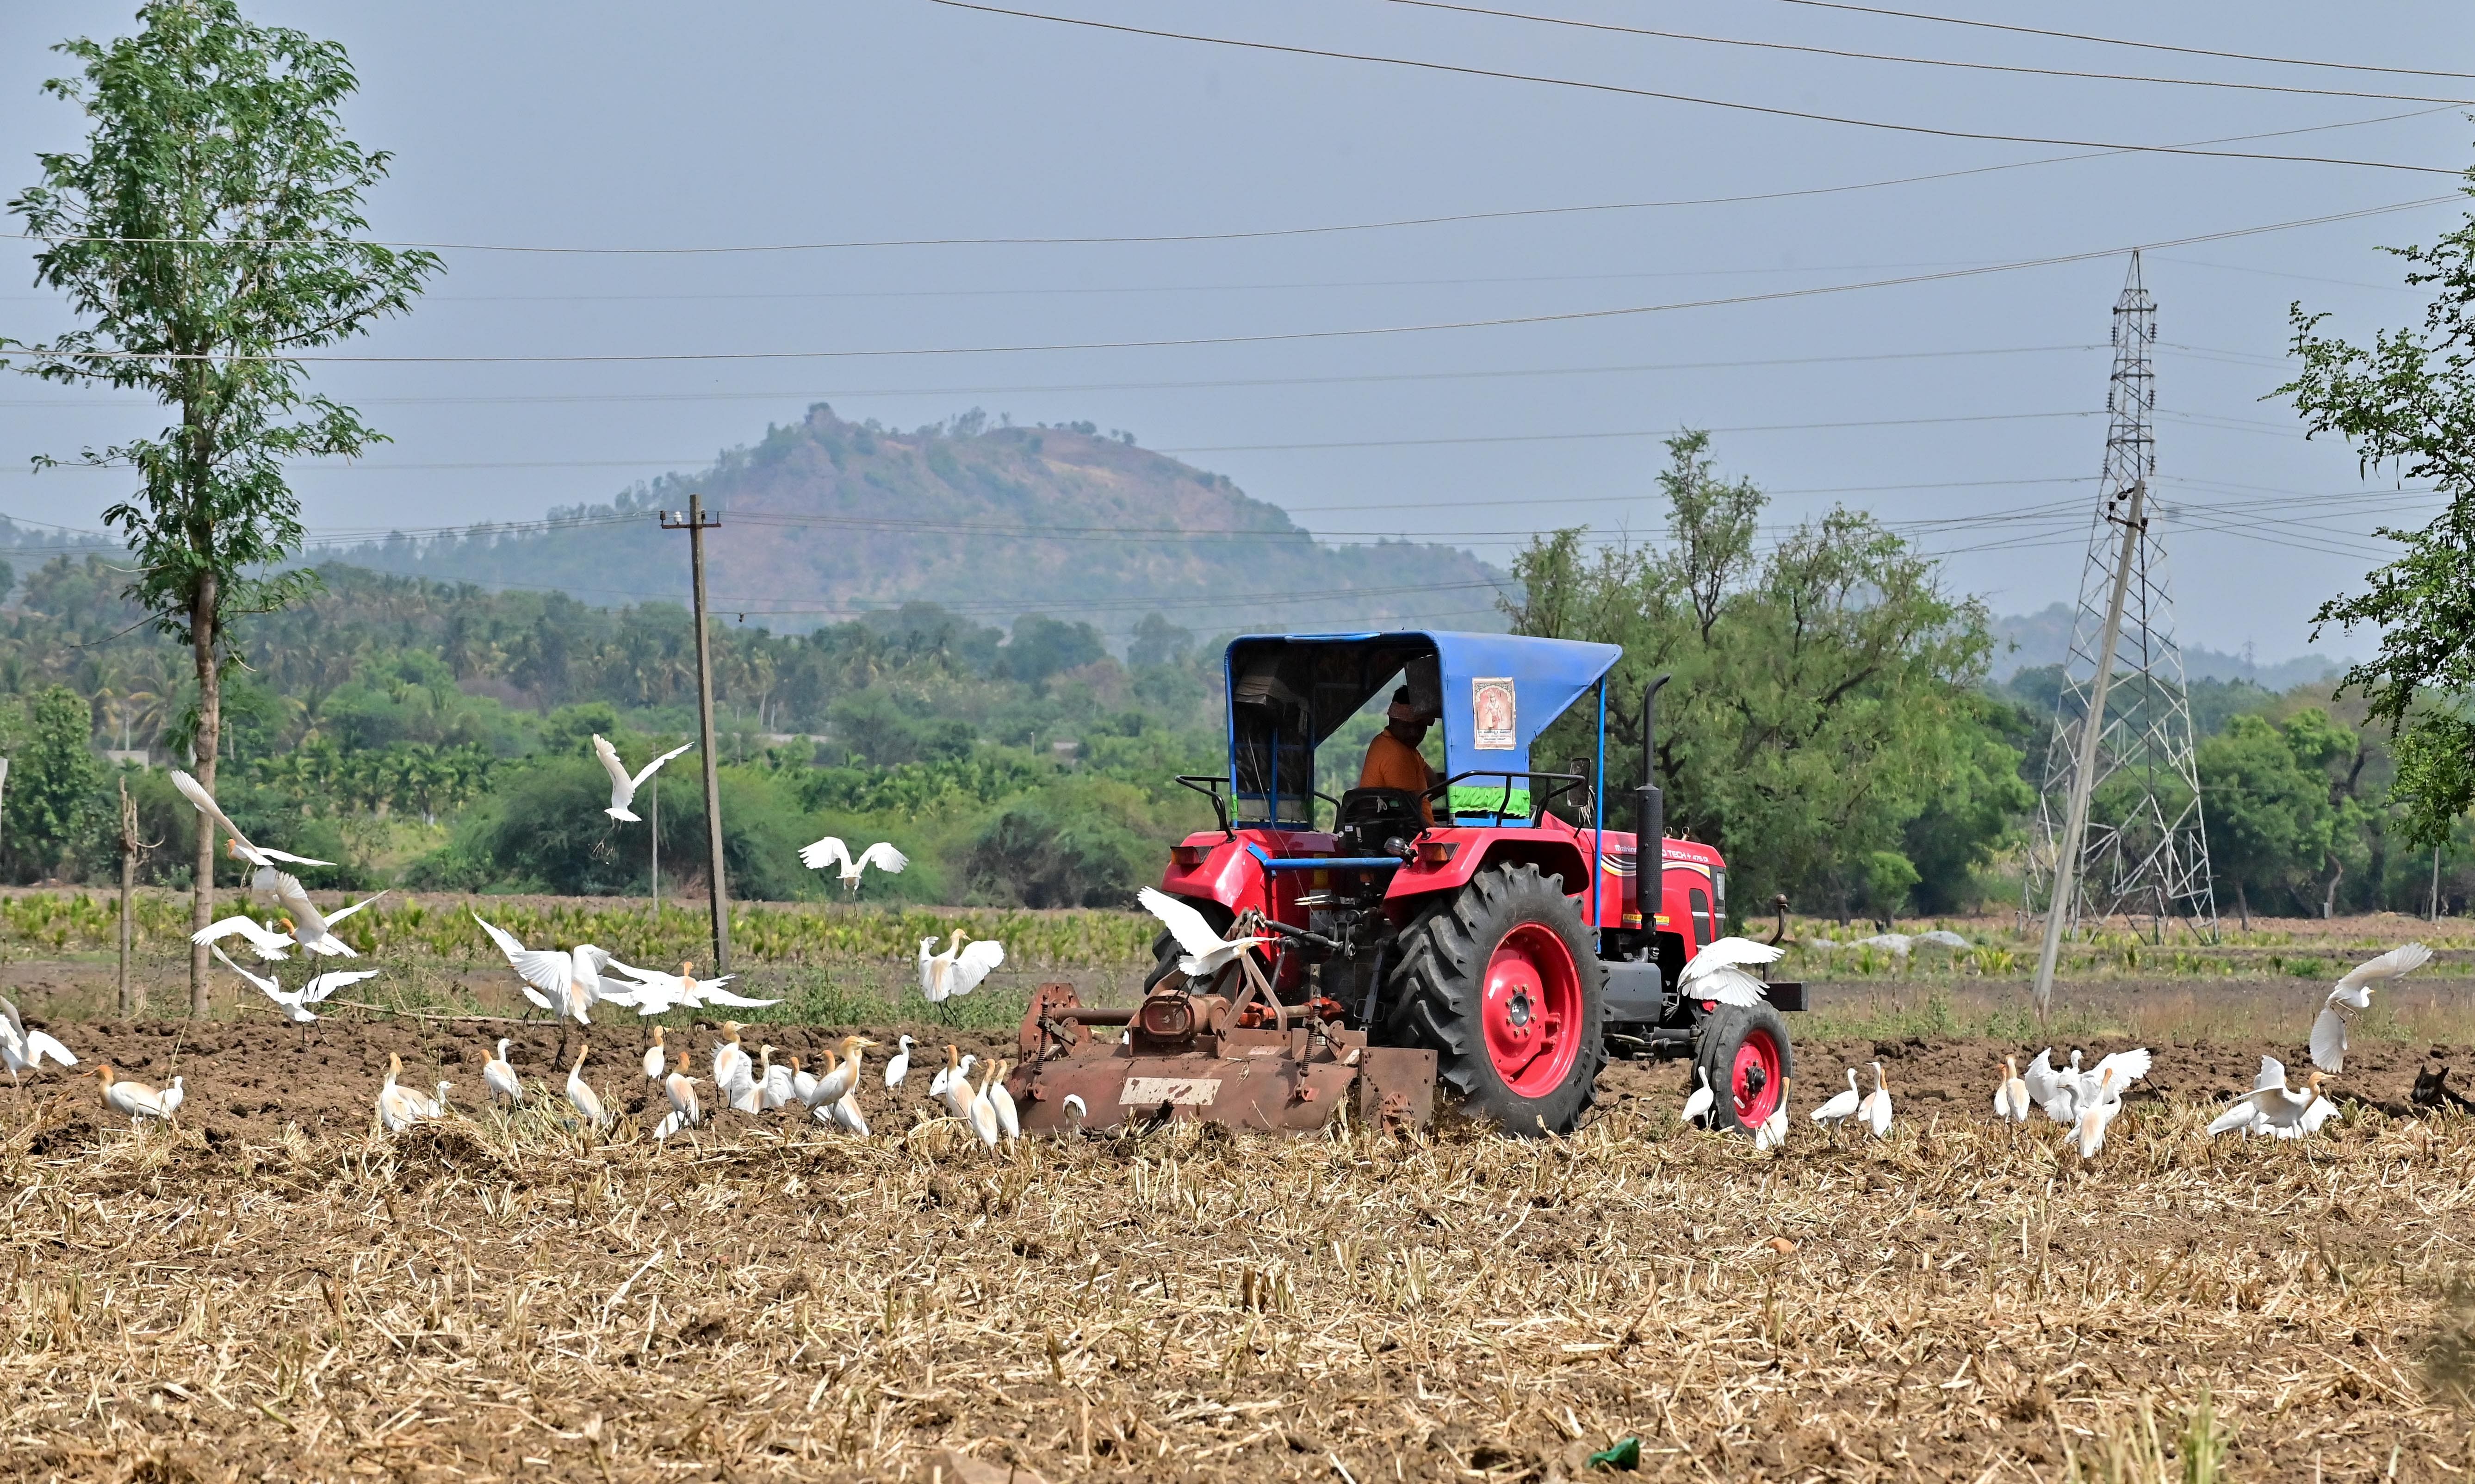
[1,1,2468,653]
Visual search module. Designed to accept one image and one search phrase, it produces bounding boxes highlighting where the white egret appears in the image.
[2024,1049,2086,1124]
[806,1035,878,1117]
[918,931,1007,1003]
[656,1070,703,1140]
[471,914,615,1026]
[1752,1077,1791,1150]
[756,1045,797,1111]
[376,1053,436,1132]
[263,872,385,957]
[158,1076,185,1119]
[482,1039,524,1107]
[1676,937,1788,1007]
[790,1055,819,1106]
[642,1026,666,1082]
[0,996,77,1085]
[1811,1068,1861,1130]
[1061,1093,1089,1136]
[2312,942,2432,1074]
[211,946,378,1030]
[592,735,695,822]
[1993,1056,2031,1123]
[928,1044,961,1099]
[171,770,335,868]
[600,959,780,1013]
[713,1023,758,1114]
[1857,1062,1893,1138]
[884,1034,913,1089]
[798,836,909,893]
[1136,888,1267,979]
[1678,1066,1715,1126]
[2208,1056,2330,1138]
[986,1060,1020,1142]
[191,915,295,961]
[938,1051,981,1119]
[965,1064,1003,1147]
[93,1064,168,1124]
[565,1046,609,1130]
[2072,1069,2122,1157]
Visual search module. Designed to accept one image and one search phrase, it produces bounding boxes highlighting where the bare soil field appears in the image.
[4,1003,2474,1482]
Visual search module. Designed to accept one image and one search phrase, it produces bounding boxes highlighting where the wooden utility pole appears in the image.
[118,776,143,1016]
[662,494,730,972]
[2033,481,2146,1018]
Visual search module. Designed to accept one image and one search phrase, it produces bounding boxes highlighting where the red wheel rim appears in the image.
[1731,1027,1784,1125]
[1480,923,1582,1098]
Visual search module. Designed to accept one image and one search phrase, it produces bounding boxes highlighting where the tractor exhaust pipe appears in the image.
[1636,674,1669,934]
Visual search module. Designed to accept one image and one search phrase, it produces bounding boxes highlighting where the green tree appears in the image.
[5,686,107,880]
[2281,185,2475,849]
[5,1,438,1010]
[2197,713,2335,927]
[1507,432,2001,915]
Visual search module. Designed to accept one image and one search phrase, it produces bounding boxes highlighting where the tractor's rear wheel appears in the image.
[1387,863,1606,1135]
[1693,1002,1793,1135]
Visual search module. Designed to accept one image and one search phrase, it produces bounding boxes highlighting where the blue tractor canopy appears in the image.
[1223,631,1623,828]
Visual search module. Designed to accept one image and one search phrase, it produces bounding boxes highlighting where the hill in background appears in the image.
[1990,602,2348,689]
[312,405,1507,640]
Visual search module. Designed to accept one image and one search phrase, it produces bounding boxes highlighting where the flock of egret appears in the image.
[1675,935,2437,1157]
[8,747,2453,1161]
[365,1020,1043,1150]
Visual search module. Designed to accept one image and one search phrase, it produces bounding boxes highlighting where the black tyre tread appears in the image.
[1382,863,1607,1136]
[1692,1001,1795,1136]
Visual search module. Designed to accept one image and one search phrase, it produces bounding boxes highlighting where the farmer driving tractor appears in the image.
[1359,686,1443,822]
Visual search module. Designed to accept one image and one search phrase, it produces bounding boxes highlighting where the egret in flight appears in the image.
[799,836,909,893]
[593,734,695,822]
[2312,942,2432,1074]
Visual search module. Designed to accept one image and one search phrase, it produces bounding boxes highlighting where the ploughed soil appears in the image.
[9,1007,2462,1146]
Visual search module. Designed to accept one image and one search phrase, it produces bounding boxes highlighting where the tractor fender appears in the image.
[1160,831,1273,917]
[1382,828,1593,905]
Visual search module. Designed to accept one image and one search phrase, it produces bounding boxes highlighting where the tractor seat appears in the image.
[1334,787,1426,859]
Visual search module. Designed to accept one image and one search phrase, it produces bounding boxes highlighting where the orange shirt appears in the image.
[1359,729,1439,822]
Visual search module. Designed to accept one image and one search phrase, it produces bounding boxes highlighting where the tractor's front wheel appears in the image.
[1388,863,1607,1135]
[1693,1002,1793,1135]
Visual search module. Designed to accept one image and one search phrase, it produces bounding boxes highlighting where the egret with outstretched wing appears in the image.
[799,836,910,892]
[1137,888,1266,979]
[2312,942,2432,1073]
[211,945,378,1024]
[191,915,294,961]
[593,735,695,822]
[1676,936,1786,1008]
[267,872,385,957]
[171,770,335,868]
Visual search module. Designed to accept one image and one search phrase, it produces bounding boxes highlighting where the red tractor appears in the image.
[1009,631,1801,1137]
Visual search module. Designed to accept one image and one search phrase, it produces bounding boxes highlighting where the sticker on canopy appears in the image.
[1471,677,1516,750]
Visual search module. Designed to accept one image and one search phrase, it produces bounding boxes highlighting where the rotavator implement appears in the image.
[1006,631,1801,1137]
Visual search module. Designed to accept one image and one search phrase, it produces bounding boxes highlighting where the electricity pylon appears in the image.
[2026,252,2216,1013]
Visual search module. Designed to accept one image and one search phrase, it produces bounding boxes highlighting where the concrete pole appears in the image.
[2034,481,2146,1019]
[684,493,731,972]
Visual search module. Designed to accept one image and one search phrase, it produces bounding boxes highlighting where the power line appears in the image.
[0,343,2110,408]
[1757,0,2475,82]
[922,1,2457,174]
[0,103,2442,260]
[7,195,2454,367]
[1379,0,2475,105]
[1158,410,2099,453]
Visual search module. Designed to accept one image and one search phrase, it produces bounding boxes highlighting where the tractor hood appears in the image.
[1224,630,1621,824]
